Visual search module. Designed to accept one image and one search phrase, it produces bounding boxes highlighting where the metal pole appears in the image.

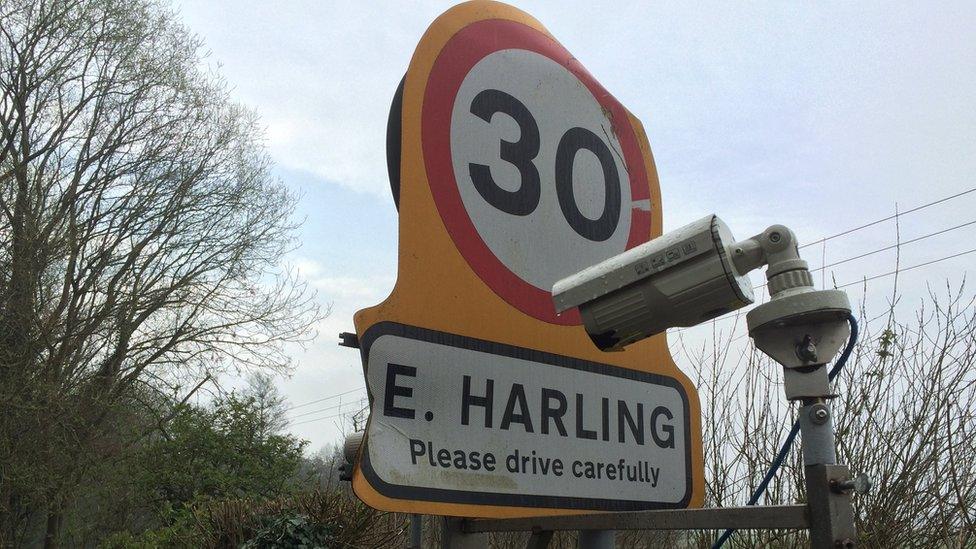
[526,530,554,549]
[441,516,487,549]
[805,464,856,549]
[578,529,615,549]
[408,514,422,549]
[796,395,857,548]
[797,400,837,466]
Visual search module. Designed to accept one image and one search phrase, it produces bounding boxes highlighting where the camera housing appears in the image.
[552,215,755,351]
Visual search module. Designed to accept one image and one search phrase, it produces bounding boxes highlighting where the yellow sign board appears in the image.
[352,0,704,518]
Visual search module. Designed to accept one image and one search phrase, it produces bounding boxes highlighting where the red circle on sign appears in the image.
[422,18,652,325]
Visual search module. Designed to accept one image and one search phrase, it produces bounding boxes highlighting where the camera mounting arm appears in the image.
[731,225,852,401]
[730,224,813,294]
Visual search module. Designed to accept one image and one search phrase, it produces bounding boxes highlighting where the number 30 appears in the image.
[467,89,622,242]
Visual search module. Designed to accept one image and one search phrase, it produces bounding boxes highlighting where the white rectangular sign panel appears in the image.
[359,323,693,511]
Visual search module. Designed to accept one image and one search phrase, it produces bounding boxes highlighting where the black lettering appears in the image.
[538,454,551,475]
[384,363,416,419]
[575,393,597,440]
[618,400,645,445]
[437,449,451,468]
[554,126,621,241]
[461,375,494,428]
[453,450,467,469]
[468,89,541,216]
[409,439,425,465]
[500,383,534,433]
[541,388,568,436]
[483,453,496,471]
[601,397,610,441]
[651,406,676,449]
[552,459,564,476]
[625,464,638,481]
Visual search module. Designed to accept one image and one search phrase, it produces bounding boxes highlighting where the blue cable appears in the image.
[711,315,859,549]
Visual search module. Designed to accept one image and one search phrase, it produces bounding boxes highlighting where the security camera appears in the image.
[552,215,755,350]
[339,432,364,482]
[553,215,847,353]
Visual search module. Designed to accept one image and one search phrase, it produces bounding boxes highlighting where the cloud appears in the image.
[177,1,449,198]
[176,0,976,451]
[291,256,394,299]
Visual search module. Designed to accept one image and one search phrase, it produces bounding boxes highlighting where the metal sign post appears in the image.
[408,514,423,549]
[578,530,615,549]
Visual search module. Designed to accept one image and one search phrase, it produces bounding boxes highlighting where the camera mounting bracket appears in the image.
[734,225,852,400]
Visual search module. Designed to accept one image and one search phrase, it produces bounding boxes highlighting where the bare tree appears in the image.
[0,0,319,545]
[246,372,289,438]
[674,282,976,548]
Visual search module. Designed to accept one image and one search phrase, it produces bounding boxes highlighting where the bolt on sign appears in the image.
[351,0,705,518]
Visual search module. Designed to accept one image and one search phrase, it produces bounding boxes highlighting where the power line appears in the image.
[290,404,369,428]
[751,218,976,291]
[288,398,366,421]
[800,185,976,250]
[290,411,352,428]
[290,403,366,427]
[286,387,365,412]
[813,219,976,272]
[674,245,976,335]
[835,247,976,289]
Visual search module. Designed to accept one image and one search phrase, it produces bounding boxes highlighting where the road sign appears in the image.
[352,1,704,518]
[422,28,652,324]
[360,323,692,511]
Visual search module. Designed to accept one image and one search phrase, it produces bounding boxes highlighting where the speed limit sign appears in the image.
[352,1,704,518]
[423,19,652,324]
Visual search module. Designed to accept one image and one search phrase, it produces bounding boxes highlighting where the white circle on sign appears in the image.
[450,49,634,292]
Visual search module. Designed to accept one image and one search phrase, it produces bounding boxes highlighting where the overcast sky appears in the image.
[174,1,976,451]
